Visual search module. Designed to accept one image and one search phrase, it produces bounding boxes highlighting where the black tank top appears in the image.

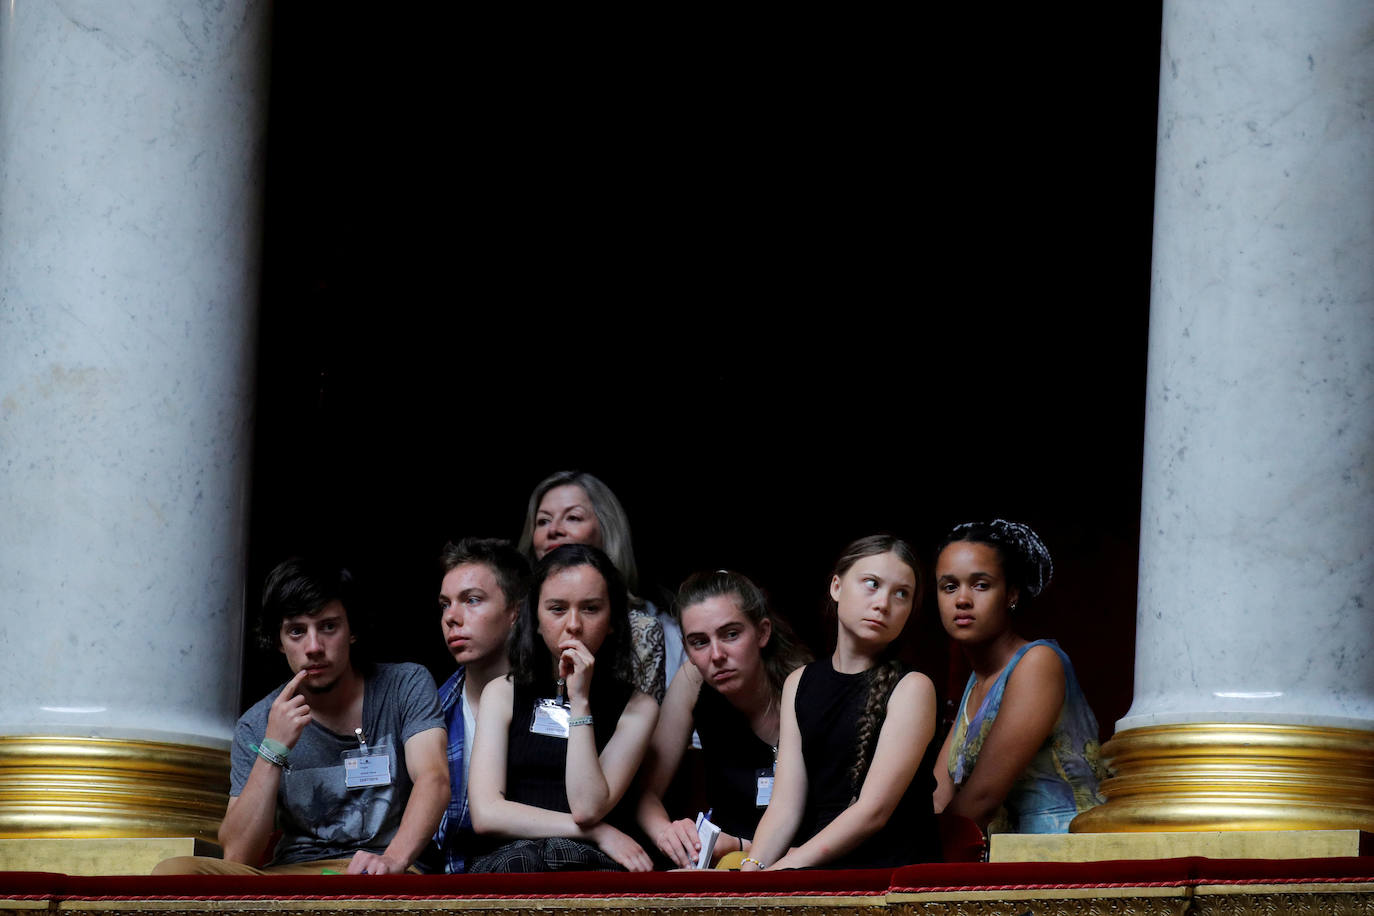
[504,671,637,831]
[692,684,776,841]
[793,658,939,867]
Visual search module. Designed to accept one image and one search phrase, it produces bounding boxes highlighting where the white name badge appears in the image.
[530,699,571,739]
[342,749,392,789]
[755,768,774,807]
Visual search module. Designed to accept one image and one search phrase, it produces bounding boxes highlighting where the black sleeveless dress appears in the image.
[793,658,939,867]
[468,671,637,871]
[693,684,776,841]
[503,671,637,828]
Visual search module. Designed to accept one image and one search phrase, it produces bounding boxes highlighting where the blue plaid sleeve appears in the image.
[429,667,471,873]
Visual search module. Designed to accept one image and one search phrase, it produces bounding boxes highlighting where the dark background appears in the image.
[242,7,1164,738]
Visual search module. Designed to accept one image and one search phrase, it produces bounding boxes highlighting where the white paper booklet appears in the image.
[693,811,721,869]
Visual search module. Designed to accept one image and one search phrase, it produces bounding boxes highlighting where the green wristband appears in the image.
[254,738,290,768]
[260,738,291,760]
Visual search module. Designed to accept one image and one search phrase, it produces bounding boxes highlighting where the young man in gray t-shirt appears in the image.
[154,559,448,875]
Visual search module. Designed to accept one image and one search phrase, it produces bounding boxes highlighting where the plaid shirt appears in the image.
[430,667,472,873]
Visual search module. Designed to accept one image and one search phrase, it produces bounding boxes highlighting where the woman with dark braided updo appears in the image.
[932,520,1107,834]
[741,536,941,870]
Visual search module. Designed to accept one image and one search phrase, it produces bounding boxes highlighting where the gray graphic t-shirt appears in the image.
[231,662,444,866]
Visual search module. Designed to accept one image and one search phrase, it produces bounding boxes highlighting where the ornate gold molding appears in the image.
[1192,893,1374,916]
[0,736,229,842]
[901,901,1189,916]
[1072,722,1374,832]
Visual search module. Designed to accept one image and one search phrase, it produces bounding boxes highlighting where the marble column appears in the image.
[1075,0,1374,832]
[0,1,270,840]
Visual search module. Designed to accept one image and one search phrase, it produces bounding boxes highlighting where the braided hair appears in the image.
[940,519,1054,608]
[829,535,923,796]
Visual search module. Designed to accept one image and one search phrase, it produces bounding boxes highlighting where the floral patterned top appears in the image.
[947,639,1108,833]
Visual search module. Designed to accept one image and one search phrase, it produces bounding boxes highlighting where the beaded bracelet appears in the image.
[741,856,763,869]
[569,715,594,727]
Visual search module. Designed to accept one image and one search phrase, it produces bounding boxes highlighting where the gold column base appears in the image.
[0,736,229,843]
[1072,722,1374,833]
[0,836,219,875]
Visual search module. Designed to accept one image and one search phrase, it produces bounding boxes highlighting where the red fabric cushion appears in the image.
[0,871,71,897]
[1190,856,1374,885]
[892,857,1374,893]
[936,813,986,863]
[4,857,1371,901]
[893,857,1199,892]
[43,868,896,900]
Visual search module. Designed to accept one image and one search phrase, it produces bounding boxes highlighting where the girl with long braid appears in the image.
[932,520,1107,834]
[741,536,941,870]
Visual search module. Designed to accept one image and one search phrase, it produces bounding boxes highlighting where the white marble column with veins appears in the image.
[1124,0,1374,734]
[0,0,271,750]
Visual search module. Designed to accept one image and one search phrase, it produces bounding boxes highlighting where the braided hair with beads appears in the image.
[940,519,1053,609]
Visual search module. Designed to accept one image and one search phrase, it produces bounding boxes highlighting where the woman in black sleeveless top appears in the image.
[468,545,659,872]
[636,571,811,868]
[743,536,940,870]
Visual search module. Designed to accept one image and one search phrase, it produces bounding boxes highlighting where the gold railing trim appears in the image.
[1073,721,1374,833]
[1101,722,1374,760]
[0,735,229,841]
[0,736,230,773]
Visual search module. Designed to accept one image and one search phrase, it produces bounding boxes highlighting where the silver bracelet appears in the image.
[255,742,288,768]
[569,715,593,727]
